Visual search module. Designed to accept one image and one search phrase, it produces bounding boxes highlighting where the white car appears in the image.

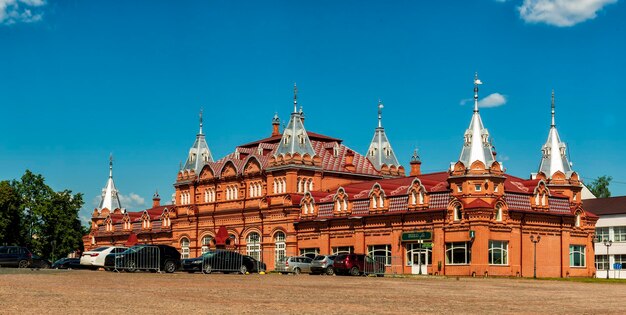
[80,246,127,269]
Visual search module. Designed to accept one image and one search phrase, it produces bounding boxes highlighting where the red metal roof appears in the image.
[583,196,626,216]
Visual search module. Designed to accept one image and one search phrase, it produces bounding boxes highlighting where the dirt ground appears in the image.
[1,269,625,314]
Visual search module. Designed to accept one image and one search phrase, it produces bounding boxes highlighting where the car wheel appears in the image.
[18,260,29,268]
[164,260,176,273]
[126,260,137,272]
[326,267,335,276]
[293,267,301,275]
[203,264,212,274]
[350,266,360,276]
[239,265,248,275]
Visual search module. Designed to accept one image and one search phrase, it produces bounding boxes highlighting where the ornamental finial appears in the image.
[378,99,384,128]
[473,72,482,113]
[109,153,113,178]
[551,89,555,128]
[293,82,298,113]
[199,108,204,135]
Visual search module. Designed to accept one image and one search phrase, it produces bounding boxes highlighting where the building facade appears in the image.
[85,78,597,277]
[584,196,626,279]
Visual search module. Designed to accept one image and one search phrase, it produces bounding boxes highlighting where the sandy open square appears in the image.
[1,269,625,314]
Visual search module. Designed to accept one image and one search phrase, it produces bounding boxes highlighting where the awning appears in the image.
[214,226,229,246]
[125,232,138,246]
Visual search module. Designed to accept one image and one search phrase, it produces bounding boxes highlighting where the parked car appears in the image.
[276,256,313,274]
[333,253,385,276]
[80,246,127,269]
[183,250,261,274]
[30,254,51,269]
[0,246,32,268]
[302,253,317,260]
[113,244,180,273]
[52,257,82,269]
[310,255,337,275]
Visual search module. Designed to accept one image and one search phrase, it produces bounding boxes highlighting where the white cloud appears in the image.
[460,93,507,108]
[479,93,507,108]
[0,0,45,25]
[518,0,618,27]
[119,193,146,210]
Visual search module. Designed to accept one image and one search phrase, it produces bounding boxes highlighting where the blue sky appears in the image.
[1,0,624,224]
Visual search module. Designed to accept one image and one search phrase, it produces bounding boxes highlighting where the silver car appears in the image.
[276,256,313,274]
[310,255,337,275]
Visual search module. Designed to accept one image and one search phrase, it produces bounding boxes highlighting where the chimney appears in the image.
[409,149,421,176]
[152,190,161,208]
[271,113,280,136]
[345,149,355,172]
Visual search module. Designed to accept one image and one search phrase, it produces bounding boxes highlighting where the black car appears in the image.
[0,246,32,268]
[52,258,82,269]
[182,250,265,274]
[30,254,52,269]
[114,244,181,273]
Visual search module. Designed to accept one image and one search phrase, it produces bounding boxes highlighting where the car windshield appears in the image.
[335,254,347,260]
[125,245,146,253]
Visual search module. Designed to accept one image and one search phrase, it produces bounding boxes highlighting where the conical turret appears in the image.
[537,90,573,178]
[98,155,123,213]
[182,109,214,174]
[366,100,400,170]
[458,73,498,169]
[274,84,316,158]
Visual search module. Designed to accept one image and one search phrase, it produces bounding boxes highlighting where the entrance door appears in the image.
[407,243,430,275]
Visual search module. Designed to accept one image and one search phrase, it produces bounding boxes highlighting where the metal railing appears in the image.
[113,245,161,273]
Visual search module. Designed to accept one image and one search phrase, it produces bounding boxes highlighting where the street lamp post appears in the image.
[604,239,613,279]
[530,235,541,279]
[417,240,423,275]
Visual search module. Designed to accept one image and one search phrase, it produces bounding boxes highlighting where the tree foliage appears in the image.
[0,170,84,260]
[587,175,612,198]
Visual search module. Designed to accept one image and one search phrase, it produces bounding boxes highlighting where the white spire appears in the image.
[98,154,123,213]
[458,73,497,169]
[182,109,214,174]
[275,84,316,158]
[538,90,573,178]
[367,99,400,170]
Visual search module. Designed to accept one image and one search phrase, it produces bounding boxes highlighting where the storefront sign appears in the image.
[422,242,433,249]
[401,231,432,242]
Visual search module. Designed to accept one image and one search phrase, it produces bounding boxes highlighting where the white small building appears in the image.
[584,196,626,279]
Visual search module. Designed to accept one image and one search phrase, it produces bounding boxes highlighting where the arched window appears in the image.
[454,206,462,221]
[308,179,313,192]
[411,190,417,205]
[204,190,209,203]
[246,232,261,261]
[335,199,342,212]
[201,235,213,254]
[495,206,502,222]
[180,237,190,259]
[273,179,277,194]
[575,212,581,227]
[371,195,378,209]
[297,177,302,193]
[274,231,286,264]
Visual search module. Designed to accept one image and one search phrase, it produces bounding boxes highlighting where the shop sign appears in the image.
[401,231,432,242]
[422,242,433,249]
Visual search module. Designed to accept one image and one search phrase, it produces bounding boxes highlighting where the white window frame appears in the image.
[445,242,471,265]
[246,232,261,261]
[332,246,353,255]
[488,240,508,265]
[569,245,586,267]
[595,254,609,270]
[201,235,213,254]
[614,226,626,242]
[367,244,392,266]
[596,227,610,242]
[180,237,190,259]
[274,231,286,263]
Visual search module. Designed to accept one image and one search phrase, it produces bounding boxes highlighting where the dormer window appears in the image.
[333,145,339,157]
[575,212,581,227]
[496,206,502,222]
[454,206,462,221]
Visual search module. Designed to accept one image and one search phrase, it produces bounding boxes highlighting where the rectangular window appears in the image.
[612,255,623,266]
[569,245,586,267]
[332,246,353,255]
[474,184,482,192]
[614,226,626,242]
[445,242,471,265]
[488,241,508,265]
[367,244,392,266]
[595,255,609,270]
[299,248,319,256]
[595,227,610,242]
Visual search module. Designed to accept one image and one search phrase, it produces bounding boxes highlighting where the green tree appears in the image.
[587,175,612,198]
[15,170,52,247]
[36,190,85,261]
[0,181,23,245]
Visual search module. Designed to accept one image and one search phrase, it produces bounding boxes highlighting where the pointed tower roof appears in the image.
[538,90,573,178]
[182,109,214,174]
[458,73,497,169]
[98,154,123,212]
[274,84,316,157]
[367,100,400,170]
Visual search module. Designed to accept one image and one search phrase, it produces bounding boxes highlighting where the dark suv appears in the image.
[113,244,181,273]
[0,246,32,268]
[333,253,385,276]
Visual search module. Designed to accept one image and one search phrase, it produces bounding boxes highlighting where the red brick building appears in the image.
[85,79,597,277]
